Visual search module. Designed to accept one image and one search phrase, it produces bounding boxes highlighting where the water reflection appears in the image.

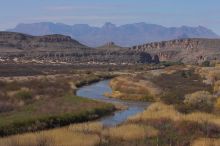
[76,80,149,127]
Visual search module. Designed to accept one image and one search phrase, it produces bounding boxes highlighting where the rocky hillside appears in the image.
[8,22,219,47]
[130,38,220,63]
[0,32,157,64]
[0,31,89,53]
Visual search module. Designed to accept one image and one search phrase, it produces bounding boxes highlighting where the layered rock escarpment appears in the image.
[0,32,157,64]
[130,38,220,63]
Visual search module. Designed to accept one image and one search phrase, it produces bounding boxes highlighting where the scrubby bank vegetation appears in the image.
[108,64,220,113]
[105,75,161,101]
[1,102,219,146]
[1,63,220,146]
[101,64,220,145]
[0,71,115,136]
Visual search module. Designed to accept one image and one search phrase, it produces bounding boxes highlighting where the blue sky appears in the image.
[1,0,220,34]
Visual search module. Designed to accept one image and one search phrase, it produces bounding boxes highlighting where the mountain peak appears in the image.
[102,22,116,29]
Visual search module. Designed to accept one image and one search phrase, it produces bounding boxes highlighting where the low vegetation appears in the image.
[1,64,220,146]
[1,102,219,146]
[184,91,216,112]
[0,122,159,146]
[106,124,158,141]
[128,102,220,146]
[192,138,220,146]
[0,122,102,146]
[106,75,161,101]
[0,71,115,136]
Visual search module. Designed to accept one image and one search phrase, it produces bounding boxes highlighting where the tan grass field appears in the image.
[106,76,161,100]
[192,138,220,146]
[0,122,102,146]
[105,124,158,141]
[129,102,220,127]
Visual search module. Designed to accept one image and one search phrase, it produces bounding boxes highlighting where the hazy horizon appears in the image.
[1,0,220,34]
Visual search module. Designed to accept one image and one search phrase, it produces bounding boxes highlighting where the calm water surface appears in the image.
[76,80,150,127]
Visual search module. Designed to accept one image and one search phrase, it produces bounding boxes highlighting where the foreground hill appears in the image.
[1,32,220,64]
[130,38,220,63]
[0,32,157,64]
[8,22,219,47]
[0,31,89,53]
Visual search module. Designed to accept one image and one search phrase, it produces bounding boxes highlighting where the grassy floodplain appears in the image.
[1,63,220,146]
[0,69,115,136]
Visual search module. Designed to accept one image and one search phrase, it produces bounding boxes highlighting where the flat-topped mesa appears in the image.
[130,38,220,63]
[96,42,126,51]
[36,34,73,42]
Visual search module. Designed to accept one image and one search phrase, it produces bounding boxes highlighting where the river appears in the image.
[76,79,150,127]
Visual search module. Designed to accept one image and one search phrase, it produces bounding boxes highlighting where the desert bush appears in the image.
[105,124,158,141]
[201,61,211,67]
[184,91,215,111]
[215,98,220,109]
[192,138,220,146]
[128,102,181,122]
[208,70,220,83]
[195,66,220,85]
[15,90,32,101]
[0,102,14,113]
[68,122,103,134]
[109,76,161,101]
[4,81,20,91]
[214,80,220,94]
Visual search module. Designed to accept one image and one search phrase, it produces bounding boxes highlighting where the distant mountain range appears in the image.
[8,22,219,47]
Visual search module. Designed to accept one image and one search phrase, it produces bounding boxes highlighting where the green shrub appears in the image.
[15,90,32,100]
[201,61,211,67]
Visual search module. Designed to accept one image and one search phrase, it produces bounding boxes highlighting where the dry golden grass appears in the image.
[184,91,215,108]
[195,66,220,85]
[192,138,220,146]
[68,122,103,134]
[0,122,159,145]
[148,68,178,77]
[104,124,158,141]
[108,76,161,100]
[0,122,102,146]
[129,102,220,127]
[214,80,220,93]
[129,102,181,122]
[183,112,220,126]
[215,98,220,109]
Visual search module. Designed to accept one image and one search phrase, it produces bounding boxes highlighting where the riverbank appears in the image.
[0,72,116,137]
[1,64,220,146]
[76,80,150,127]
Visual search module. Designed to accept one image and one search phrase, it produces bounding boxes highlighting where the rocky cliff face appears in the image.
[130,38,220,63]
[0,32,156,64]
